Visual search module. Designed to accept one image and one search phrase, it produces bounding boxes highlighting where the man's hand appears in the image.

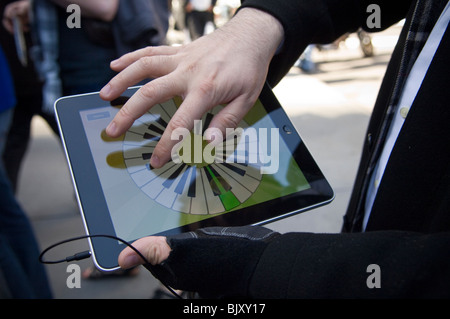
[118,226,280,298]
[119,236,171,268]
[100,8,284,169]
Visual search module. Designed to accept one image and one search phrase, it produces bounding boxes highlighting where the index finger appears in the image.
[100,54,177,103]
[105,74,182,138]
[109,45,180,72]
[148,91,212,169]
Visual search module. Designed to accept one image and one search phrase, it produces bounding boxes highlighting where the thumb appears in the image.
[118,236,171,269]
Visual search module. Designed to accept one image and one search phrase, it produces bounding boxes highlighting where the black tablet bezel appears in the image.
[55,83,334,270]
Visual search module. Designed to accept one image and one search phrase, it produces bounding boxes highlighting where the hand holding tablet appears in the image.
[55,84,333,271]
[53,8,329,272]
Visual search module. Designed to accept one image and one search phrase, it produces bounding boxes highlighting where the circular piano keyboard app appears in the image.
[117,97,263,215]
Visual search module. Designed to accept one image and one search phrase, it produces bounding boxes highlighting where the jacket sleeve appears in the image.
[151,228,450,298]
[239,0,412,85]
[249,231,450,298]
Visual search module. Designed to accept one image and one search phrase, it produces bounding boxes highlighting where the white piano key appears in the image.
[140,163,178,199]
[148,103,171,128]
[217,162,261,192]
[128,162,175,187]
[160,99,178,117]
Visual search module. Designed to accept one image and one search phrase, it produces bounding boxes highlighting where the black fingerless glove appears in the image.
[151,226,280,298]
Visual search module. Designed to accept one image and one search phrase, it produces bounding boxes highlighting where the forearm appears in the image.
[120,225,450,298]
[249,231,450,298]
[217,7,284,72]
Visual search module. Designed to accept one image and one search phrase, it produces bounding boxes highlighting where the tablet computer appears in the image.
[54,83,334,271]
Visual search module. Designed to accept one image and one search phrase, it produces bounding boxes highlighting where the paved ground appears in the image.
[14,23,401,298]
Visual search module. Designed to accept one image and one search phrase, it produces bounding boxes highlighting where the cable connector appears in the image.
[65,250,91,262]
[39,234,183,299]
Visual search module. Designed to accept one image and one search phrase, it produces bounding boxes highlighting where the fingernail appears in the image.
[110,59,119,67]
[122,255,140,269]
[100,84,111,96]
[106,121,117,136]
[150,154,160,168]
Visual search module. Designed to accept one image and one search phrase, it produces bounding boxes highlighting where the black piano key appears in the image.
[143,132,161,141]
[206,165,232,194]
[148,124,164,135]
[209,166,231,191]
[142,152,152,160]
[156,116,168,128]
[187,166,196,197]
[220,162,246,176]
[203,113,214,134]
[204,166,219,196]
[110,96,129,107]
[162,164,186,189]
[229,149,249,165]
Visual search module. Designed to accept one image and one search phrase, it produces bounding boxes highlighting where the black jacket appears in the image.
[148,0,450,299]
[236,0,450,298]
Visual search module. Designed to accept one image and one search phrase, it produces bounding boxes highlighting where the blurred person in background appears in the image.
[185,0,216,40]
[1,0,59,192]
[2,0,169,281]
[0,43,52,299]
[2,0,169,191]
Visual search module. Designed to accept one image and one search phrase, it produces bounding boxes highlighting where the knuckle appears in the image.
[139,79,175,101]
[117,105,135,123]
[138,56,154,70]
[168,115,191,133]
[219,112,240,129]
[139,84,158,100]
[146,237,168,265]
[197,80,215,98]
[183,61,198,73]
[142,46,155,55]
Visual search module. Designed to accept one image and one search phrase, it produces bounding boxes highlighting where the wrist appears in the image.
[220,7,284,62]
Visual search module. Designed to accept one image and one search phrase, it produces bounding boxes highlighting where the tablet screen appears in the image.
[56,84,333,270]
[79,96,310,242]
